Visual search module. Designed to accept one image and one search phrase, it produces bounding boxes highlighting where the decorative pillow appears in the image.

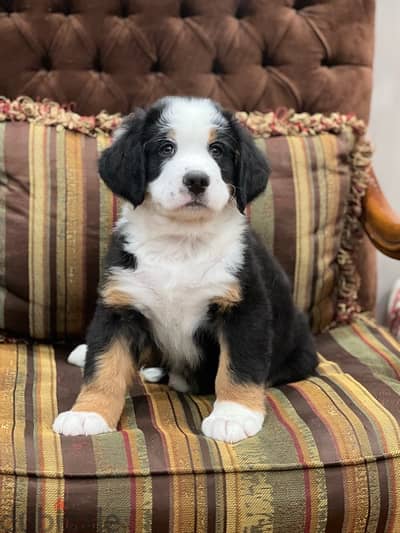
[0,97,372,341]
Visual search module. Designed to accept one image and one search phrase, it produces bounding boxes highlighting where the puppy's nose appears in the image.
[183,172,210,196]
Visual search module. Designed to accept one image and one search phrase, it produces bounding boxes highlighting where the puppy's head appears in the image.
[99,97,270,219]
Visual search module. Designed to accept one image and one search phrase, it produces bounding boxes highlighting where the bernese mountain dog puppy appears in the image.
[53,96,317,443]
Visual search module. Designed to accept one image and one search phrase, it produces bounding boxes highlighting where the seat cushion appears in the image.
[0,98,373,340]
[0,314,399,532]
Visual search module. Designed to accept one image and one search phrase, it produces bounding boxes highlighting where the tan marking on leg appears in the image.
[101,282,134,308]
[212,284,241,311]
[216,338,265,413]
[71,337,135,429]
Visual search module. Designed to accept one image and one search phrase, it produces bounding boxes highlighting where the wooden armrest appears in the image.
[362,170,400,259]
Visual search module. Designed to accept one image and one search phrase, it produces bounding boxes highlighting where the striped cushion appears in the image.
[0,314,399,531]
[0,98,373,339]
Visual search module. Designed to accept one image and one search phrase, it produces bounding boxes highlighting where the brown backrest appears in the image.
[0,0,376,310]
[0,0,375,120]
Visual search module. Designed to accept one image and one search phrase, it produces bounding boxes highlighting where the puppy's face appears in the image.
[99,97,270,219]
[145,98,234,215]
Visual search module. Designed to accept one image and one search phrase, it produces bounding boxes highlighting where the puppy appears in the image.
[53,97,317,443]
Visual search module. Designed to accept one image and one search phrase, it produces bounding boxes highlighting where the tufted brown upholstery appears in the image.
[0,0,375,121]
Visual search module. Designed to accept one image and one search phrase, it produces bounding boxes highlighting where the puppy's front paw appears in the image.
[140,366,166,383]
[67,344,87,368]
[52,411,112,436]
[201,401,264,443]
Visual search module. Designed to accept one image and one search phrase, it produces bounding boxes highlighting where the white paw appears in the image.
[168,372,190,393]
[140,366,166,383]
[52,411,112,436]
[67,344,87,368]
[201,401,265,443]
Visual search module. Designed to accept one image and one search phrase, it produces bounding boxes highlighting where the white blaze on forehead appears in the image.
[159,97,226,142]
[147,96,231,213]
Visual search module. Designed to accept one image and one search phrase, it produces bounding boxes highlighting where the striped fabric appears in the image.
[0,314,399,532]
[251,133,352,332]
[0,122,115,340]
[0,117,366,339]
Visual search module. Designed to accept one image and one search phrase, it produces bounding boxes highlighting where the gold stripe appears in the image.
[33,345,64,531]
[187,395,227,530]
[293,378,372,532]
[56,129,67,337]
[65,132,85,335]
[317,352,345,375]
[0,344,18,519]
[29,125,50,338]
[146,388,195,532]
[317,135,342,326]
[332,373,400,531]
[12,345,28,530]
[289,137,314,311]
[238,471,274,531]
[167,394,208,531]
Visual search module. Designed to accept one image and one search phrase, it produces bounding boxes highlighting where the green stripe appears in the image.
[330,324,400,392]
[250,138,274,251]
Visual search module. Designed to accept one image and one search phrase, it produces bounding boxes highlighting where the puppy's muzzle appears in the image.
[183,171,210,196]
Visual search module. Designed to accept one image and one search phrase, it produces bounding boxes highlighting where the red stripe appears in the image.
[351,324,400,379]
[267,393,312,533]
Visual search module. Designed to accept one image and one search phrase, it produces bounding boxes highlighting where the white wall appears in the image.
[369,1,400,323]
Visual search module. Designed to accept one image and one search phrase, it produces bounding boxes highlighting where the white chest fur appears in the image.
[109,204,246,370]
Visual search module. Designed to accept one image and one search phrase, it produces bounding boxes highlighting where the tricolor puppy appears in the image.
[53,97,317,443]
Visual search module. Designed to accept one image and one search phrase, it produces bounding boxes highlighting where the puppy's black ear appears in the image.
[231,118,270,212]
[99,109,146,207]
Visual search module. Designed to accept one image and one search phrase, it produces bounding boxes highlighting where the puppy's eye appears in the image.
[159,141,176,157]
[209,142,224,158]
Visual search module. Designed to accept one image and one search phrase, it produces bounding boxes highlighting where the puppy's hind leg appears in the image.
[269,312,318,387]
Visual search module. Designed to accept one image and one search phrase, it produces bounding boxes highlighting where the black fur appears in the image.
[98,110,147,207]
[222,111,271,212]
[85,97,317,396]
[98,99,270,213]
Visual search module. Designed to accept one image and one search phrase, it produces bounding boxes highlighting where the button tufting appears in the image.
[262,51,274,68]
[0,0,375,121]
[63,2,71,15]
[321,57,332,67]
[212,58,224,75]
[150,60,161,73]
[120,1,129,18]
[293,0,311,9]
[93,50,102,72]
[180,3,191,18]
[235,4,247,19]
[42,54,52,71]
[0,0,12,13]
